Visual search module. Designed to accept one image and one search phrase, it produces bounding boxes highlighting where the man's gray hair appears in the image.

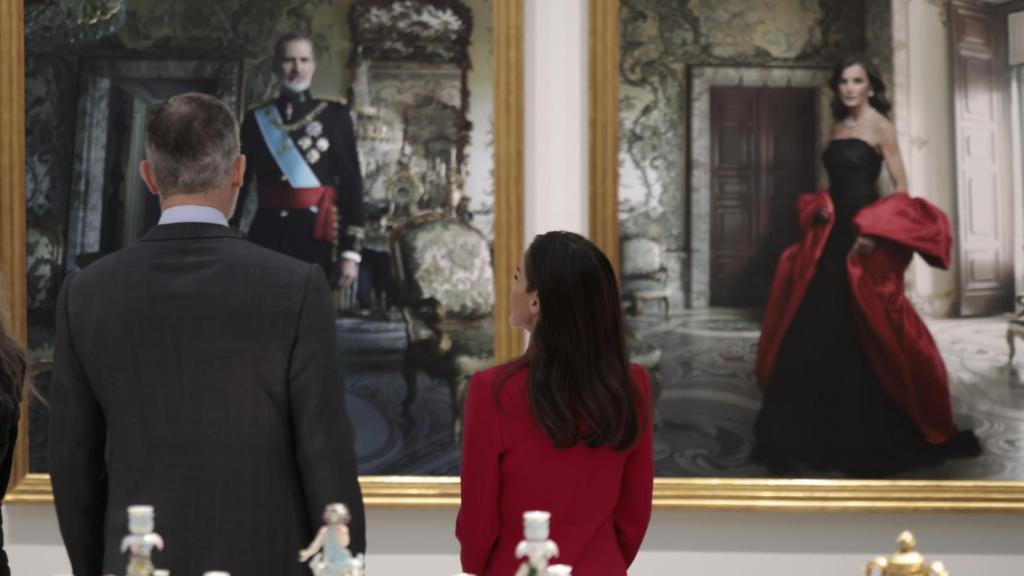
[145,92,240,197]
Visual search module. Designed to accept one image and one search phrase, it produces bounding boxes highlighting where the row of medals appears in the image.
[295,119,329,165]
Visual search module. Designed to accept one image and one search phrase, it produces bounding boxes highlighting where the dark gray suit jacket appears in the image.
[49,223,365,576]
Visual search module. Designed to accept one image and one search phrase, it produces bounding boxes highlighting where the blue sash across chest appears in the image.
[254,103,322,188]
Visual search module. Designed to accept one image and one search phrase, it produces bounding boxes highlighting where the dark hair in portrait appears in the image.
[0,311,27,419]
[829,54,892,120]
[274,32,315,62]
[503,231,645,451]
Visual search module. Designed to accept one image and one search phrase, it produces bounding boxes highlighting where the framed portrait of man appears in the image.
[1,0,525,505]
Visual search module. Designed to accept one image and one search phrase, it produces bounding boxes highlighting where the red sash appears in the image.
[259,185,337,244]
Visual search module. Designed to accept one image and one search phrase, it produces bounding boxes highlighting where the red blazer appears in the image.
[457,364,654,576]
[756,191,957,444]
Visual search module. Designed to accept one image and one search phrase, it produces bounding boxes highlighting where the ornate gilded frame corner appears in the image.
[586,0,1024,511]
[1,0,525,504]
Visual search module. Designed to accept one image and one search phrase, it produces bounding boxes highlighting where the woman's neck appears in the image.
[847,103,871,123]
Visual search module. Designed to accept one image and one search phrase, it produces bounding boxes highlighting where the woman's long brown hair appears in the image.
[504,231,644,451]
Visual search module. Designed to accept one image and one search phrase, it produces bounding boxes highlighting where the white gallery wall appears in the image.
[6,1,1024,574]
[523,0,588,241]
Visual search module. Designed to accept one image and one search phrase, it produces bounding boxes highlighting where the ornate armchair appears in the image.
[389,214,494,435]
[621,233,670,319]
[620,233,667,423]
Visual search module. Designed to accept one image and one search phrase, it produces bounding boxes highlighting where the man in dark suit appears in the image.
[49,92,365,576]
[233,32,365,288]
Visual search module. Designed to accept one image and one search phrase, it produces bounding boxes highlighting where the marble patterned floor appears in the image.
[337,317,464,475]
[341,311,1024,480]
[631,310,1024,480]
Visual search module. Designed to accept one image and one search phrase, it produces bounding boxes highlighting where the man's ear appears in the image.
[139,160,160,196]
[230,155,247,188]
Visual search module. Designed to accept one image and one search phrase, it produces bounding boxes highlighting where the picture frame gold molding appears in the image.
[588,0,621,274]
[585,0,1024,512]
[0,0,524,505]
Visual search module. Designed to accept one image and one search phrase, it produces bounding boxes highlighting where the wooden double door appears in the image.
[951,2,1014,316]
[709,87,817,307]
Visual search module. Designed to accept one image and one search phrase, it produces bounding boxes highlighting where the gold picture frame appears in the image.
[0,0,524,505]
[587,0,1024,512]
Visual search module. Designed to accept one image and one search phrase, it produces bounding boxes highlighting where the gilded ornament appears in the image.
[865,531,949,576]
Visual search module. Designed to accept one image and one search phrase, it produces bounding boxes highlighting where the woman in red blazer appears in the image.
[457,231,654,576]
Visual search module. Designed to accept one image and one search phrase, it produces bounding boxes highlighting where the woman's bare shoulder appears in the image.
[868,111,897,141]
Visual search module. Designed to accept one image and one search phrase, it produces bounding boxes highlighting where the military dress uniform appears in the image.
[233,90,365,279]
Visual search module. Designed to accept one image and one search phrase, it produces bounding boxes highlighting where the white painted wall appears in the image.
[7,3,1024,575]
[523,0,588,247]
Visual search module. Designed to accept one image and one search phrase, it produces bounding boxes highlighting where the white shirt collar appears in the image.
[158,205,229,227]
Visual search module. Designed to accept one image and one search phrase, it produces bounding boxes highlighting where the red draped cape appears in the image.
[755,191,956,444]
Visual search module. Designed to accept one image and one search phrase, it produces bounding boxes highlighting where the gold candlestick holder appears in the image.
[865,531,948,576]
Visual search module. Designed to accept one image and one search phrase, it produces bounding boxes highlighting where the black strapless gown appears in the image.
[752,139,979,477]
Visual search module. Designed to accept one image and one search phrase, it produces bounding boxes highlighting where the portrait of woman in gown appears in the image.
[753,55,981,477]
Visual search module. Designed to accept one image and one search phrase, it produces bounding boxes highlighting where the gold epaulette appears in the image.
[318,95,349,107]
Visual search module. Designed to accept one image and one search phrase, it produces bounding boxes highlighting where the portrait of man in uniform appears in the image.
[234,33,365,288]
[20,0,497,479]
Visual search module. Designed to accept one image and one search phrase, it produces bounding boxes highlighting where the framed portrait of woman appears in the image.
[588,0,1024,510]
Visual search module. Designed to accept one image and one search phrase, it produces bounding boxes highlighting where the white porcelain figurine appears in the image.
[120,505,165,576]
[299,503,362,576]
[514,511,560,576]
